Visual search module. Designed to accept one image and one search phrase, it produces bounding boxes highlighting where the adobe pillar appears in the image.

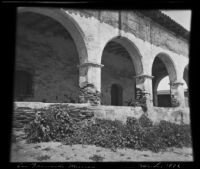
[134,74,154,111]
[170,81,186,107]
[78,62,104,105]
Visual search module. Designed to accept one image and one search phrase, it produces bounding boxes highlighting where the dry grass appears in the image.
[10,140,193,162]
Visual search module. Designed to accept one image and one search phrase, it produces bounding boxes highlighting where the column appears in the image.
[169,81,185,107]
[152,78,159,107]
[78,62,104,105]
[134,74,154,111]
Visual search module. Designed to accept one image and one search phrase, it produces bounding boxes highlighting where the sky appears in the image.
[157,10,191,91]
[158,76,188,91]
[161,10,191,31]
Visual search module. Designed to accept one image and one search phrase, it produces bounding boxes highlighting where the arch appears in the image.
[101,36,143,75]
[183,64,189,87]
[17,7,88,64]
[101,36,143,106]
[111,84,123,106]
[152,53,177,82]
[183,64,189,107]
[152,53,177,107]
[154,75,168,94]
[153,75,167,106]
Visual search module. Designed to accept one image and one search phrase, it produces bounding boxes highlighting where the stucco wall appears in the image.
[15,8,189,108]
[15,25,79,102]
[101,51,136,105]
[65,9,189,86]
[68,9,189,57]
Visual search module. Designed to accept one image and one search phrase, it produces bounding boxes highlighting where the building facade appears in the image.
[14,7,189,109]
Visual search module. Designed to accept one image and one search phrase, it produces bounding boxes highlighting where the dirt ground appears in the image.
[10,131,193,162]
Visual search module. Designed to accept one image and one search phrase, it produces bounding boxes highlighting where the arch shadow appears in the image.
[152,52,177,107]
[17,7,88,64]
[183,64,189,87]
[152,52,177,82]
[101,36,143,76]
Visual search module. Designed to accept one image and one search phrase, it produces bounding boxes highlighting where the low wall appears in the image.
[152,107,190,124]
[13,102,90,109]
[13,102,190,131]
[87,105,143,123]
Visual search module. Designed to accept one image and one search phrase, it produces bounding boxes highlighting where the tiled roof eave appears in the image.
[138,10,190,41]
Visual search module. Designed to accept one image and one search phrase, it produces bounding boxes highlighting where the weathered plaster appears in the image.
[16,8,189,108]
[65,9,189,58]
[15,26,79,102]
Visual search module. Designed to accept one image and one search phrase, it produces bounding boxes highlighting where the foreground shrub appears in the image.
[25,105,192,152]
[24,105,94,143]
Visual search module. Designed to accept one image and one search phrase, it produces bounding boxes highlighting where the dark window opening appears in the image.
[14,70,33,100]
[157,94,171,107]
[111,84,123,106]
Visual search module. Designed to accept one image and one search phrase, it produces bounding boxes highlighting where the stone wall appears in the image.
[15,25,79,103]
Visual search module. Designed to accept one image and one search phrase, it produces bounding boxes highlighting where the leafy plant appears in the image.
[25,105,192,152]
[24,105,94,143]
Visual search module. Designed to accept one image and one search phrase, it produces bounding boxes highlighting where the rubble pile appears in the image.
[24,104,95,143]
[12,107,36,129]
[79,83,101,105]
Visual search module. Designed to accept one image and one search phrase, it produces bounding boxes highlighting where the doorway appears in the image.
[111,84,123,106]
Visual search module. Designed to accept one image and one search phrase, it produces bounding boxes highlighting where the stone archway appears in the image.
[183,64,189,87]
[15,8,88,103]
[183,64,189,107]
[101,36,143,106]
[153,75,167,107]
[18,7,88,64]
[101,36,143,76]
[152,53,177,107]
